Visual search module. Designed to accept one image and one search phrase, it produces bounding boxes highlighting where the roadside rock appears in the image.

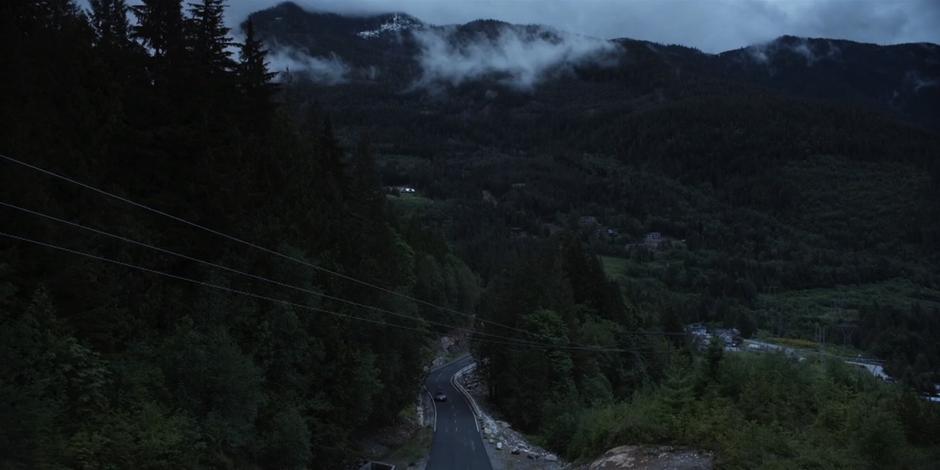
[587,446,713,470]
[458,364,564,469]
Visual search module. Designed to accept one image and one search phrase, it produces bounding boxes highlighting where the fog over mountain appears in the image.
[221,0,940,52]
[266,48,351,84]
[245,2,940,129]
[411,25,616,90]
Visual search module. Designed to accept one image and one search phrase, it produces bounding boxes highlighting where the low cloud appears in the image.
[745,37,841,67]
[412,25,616,90]
[907,71,939,93]
[266,48,351,84]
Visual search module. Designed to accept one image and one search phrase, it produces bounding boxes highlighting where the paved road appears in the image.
[425,356,493,470]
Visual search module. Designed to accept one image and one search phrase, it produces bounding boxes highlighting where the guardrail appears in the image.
[451,362,482,432]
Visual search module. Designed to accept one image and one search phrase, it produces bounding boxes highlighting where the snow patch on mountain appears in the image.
[357,13,421,39]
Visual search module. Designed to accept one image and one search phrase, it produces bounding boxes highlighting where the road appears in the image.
[425,356,493,470]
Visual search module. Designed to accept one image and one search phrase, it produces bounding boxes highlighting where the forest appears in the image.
[1,1,479,467]
[2,1,940,469]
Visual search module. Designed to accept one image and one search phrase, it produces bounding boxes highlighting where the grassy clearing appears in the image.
[377,153,428,170]
[755,278,940,324]
[387,192,435,210]
[767,337,819,349]
[600,255,629,280]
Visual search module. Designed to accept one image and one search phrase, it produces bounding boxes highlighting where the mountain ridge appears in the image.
[250,1,940,128]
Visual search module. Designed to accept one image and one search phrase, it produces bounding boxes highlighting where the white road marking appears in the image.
[425,387,438,432]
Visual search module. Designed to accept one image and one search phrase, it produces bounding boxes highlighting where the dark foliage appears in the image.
[0,2,479,468]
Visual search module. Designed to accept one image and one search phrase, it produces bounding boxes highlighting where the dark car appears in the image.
[434,390,447,402]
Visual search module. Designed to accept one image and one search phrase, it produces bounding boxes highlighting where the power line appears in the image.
[0,153,571,345]
[0,230,433,332]
[0,200,597,350]
[466,333,656,354]
[0,230,649,354]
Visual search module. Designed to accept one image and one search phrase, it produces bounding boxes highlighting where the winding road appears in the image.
[425,356,493,470]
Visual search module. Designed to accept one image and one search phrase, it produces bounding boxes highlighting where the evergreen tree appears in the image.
[89,0,129,49]
[185,0,234,76]
[318,118,348,202]
[350,135,385,219]
[237,18,277,128]
[131,0,184,59]
[4,0,82,32]
[237,19,276,93]
[704,335,724,382]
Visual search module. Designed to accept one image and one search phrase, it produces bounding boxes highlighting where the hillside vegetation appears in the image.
[0,2,479,467]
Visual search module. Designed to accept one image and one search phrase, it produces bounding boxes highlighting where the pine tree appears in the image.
[237,18,277,127]
[318,118,348,201]
[131,0,184,59]
[186,0,234,76]
[89,0,130,49]
[705,335,724,381]
[3,0,81,32]
[238,19,276,93]
[349,135,384,219]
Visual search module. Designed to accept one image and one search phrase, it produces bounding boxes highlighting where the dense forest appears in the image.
[468,236,940,468]
[3,1,940,469]
[0,1,480,467]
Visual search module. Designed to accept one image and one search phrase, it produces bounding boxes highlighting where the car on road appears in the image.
[434,390,447,402]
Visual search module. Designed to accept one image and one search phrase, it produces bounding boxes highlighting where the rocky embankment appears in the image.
[457,364,563,469]
[583,446,713,470]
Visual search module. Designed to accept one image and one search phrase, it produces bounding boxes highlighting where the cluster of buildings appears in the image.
[384,185,417,194]
[686,323,743,351]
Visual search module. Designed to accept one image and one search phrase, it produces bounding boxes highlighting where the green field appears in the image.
[387,192,435,210]
[755,278,940,323]
[600,255,629,280]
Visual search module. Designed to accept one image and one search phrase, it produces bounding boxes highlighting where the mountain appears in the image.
[248,2,940,129]
[717,36,940,128]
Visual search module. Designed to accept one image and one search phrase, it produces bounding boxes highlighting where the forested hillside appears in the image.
[249,2,940,467]
[248,2,940,382]
[0,2,479,468]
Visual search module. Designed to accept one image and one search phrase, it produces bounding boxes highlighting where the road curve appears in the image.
[425,355,493,470]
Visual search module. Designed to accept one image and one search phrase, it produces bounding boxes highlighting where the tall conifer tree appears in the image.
[237,18,277,126]
[89,0,130,49]
[186,0,233,75]
[131,0,184,59]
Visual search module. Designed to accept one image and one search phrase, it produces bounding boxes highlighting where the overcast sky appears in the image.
[79,0,940,53]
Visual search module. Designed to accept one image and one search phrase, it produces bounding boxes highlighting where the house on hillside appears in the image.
[578,216,600,228]
[685,323,742,350]
[625,231,670,252]
[643,232,663,247]
[384,185,416,195]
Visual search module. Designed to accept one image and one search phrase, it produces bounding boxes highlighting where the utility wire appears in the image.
[466,333,656,354]
[0,200,600,350]
[0,153,575,346]
[0,230,433,332]
[0,230,651,354]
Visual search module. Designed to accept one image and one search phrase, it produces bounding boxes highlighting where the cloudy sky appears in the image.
[216,0,940,52]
